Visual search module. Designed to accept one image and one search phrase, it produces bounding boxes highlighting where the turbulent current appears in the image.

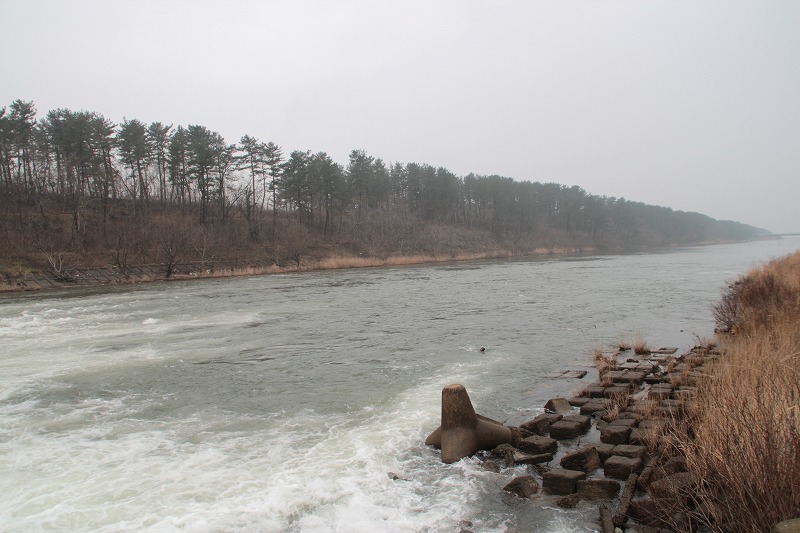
[2,238,799,532]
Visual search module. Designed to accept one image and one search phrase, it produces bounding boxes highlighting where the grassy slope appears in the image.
[679,252,800,532]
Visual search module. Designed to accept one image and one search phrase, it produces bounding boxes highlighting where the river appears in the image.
[2,237,799,533]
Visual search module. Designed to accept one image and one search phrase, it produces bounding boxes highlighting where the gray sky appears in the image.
[2,0,799,233]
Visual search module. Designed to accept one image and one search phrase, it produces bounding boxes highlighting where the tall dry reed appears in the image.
[593,347,617,384]
[678,251,800,532]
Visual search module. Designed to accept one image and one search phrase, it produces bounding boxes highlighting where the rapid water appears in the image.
[2,238,798,532]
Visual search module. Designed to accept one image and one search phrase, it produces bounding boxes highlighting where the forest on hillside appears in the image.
[0,99,761,279]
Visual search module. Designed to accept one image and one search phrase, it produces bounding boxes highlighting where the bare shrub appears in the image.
[109,230,146,277]
[44,250,74,281]
[272,222,316,267]
[191,226,218,272]
[713,279,741,333]
[715,258,800,335]
[737,272,800,333]
[153,222,190,278]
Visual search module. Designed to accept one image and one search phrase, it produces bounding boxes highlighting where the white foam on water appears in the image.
[1,354,582,533]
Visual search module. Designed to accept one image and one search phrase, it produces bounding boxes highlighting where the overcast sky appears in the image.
[2,0,798,233]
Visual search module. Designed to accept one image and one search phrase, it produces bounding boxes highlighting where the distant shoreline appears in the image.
[0,247,588,293]
[1,238,770,294]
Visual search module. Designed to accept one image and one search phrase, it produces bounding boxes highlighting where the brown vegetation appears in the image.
[0,193,542,287]
[593,348,618,387]
[633,335,651,355]
[674,251,800,532]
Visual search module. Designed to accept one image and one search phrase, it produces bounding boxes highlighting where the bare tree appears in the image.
[155,224,188,277]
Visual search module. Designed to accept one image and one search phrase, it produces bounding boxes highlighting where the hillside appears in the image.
[0,99,762,287]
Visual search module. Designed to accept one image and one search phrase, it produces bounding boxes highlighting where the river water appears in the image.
[2,237,799,533]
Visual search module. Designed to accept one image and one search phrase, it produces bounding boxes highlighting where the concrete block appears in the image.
[517,435,558,455]
[567,396,590,407]
[582,385,607,398]
[603,385,632,398]
[519,413,561,435]
[580,399,611,415]
[600,425,631,445]
[542,468,587,495]
[576,478,621,500]
[561,414,591,432]
[594,442,616,463]
[549,420,584,440]
[604,455,642,480]
[544,397,574,415]
[611,444,646,459]
[513,451,554,465]
[560,446,601,473]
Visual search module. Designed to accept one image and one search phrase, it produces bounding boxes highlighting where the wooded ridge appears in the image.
[0,99,762,284]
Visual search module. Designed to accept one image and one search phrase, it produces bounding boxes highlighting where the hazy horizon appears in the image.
[2,0,798,233]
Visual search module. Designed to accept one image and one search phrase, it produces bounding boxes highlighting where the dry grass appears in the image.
[631,398,662,419]
[313,255,387,270]
[310,252,508,271]
[669,369,692,388]
[633,334,651,355]
[673,251,800,532]
[641,423,668,454]
[593,348,617,374]
[601,403,620,422]
[602,391,632,422]
[205,252,517,276]
[713,252,800,334]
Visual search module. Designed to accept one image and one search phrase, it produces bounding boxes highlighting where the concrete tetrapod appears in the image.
[425,384,514,463]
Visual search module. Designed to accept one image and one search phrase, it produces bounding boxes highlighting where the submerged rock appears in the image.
[503,475,540,500]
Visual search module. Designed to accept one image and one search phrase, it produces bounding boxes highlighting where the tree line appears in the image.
[0,99,760,273]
